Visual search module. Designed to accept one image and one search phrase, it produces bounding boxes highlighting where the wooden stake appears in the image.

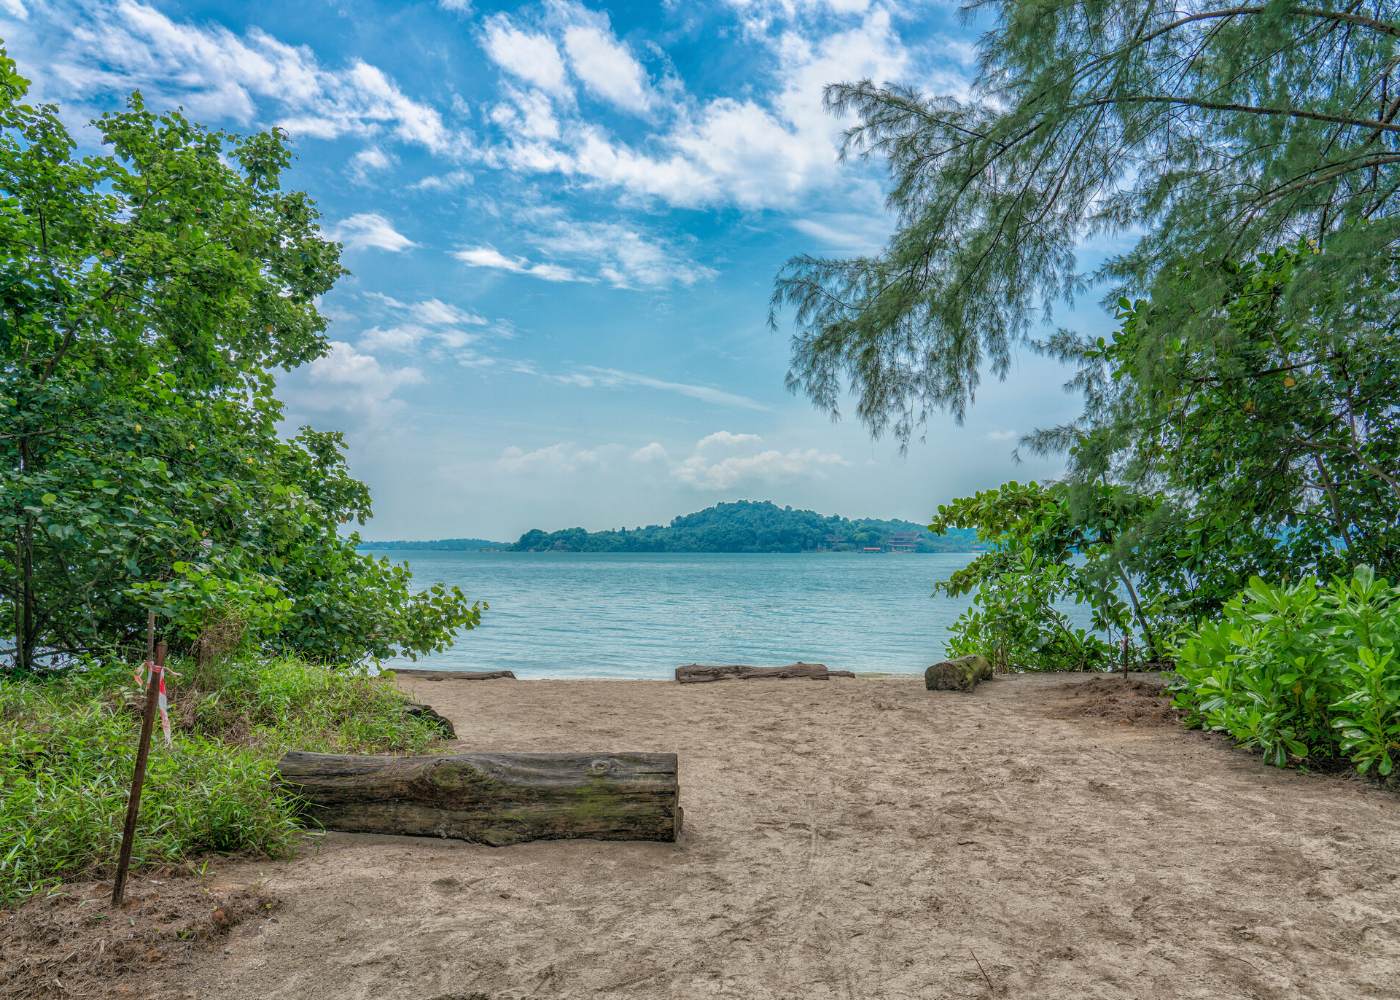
[113,619,163,907]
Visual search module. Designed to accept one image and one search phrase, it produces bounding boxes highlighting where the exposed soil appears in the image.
[9,673,1400,999]
[0,866,279,999]
[1047,674,1184,726]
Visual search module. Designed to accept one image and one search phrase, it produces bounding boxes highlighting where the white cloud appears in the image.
[326,213,417,252]
[439,0,472,12]
[532,221,715,289]
[348,145,397,183]
[289,341,424,427]
[1,0,27,20]
[411,170,473,192]
[671,433,848,490]
[452,245,580,282]
[567,367,769,410]
[481,16,570,97]
[984,430,1018,441]
[495,442,626,475]
[631,442,670,463]
[355,295,493,362]
[562,24,650,113]
[25,1,463,155]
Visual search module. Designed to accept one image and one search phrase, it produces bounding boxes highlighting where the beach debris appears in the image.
[401,701,456,738]
[675,661,842,683]
[389,668,516,681]
[275,751,681,846]
[924,654,993,692]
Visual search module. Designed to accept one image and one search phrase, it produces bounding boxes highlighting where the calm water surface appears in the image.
[380,550,1012,678]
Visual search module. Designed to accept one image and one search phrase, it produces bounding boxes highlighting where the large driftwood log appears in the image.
[276,751,680,846]
[924,654,993,692]
[676,661,830,683]
[390,668,516,681]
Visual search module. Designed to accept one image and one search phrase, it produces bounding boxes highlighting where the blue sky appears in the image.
[5,0,1109,541]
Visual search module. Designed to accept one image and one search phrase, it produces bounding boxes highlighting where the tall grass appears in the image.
[0,657,445,903]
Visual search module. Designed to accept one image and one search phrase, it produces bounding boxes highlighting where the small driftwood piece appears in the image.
[925,654,993,692]
[401,702,455,738]
[676,661,830,683]
[390,668,516,681]
[276,751,680,846]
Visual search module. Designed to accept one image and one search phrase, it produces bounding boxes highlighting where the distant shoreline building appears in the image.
[888,532,920,552]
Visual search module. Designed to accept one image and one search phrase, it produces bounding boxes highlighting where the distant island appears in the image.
[358,501,978,554]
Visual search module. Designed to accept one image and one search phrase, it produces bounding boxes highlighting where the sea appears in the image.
[377,550,1093,679]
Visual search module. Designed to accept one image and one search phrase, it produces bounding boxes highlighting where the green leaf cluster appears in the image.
[0,47,482,668]
[1173,567,1400,775]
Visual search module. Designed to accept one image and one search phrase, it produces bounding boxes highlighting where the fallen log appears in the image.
[275,751,680,846]
[676,661,829,683]
[925,654,993,692]
[389,668,516,681]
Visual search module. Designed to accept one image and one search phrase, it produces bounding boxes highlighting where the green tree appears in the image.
[772,1,1400,442]
[0,47,481,669]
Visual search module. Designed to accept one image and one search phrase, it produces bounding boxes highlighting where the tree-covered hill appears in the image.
[507,501,977,553]
[358,538,508,551]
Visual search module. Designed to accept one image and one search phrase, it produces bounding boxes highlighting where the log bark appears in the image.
[924,654,993,692]
[676,661,830,683]
[275,751,680,846]
[390,668,516,681]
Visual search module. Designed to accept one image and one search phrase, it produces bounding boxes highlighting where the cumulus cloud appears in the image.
[452,245,580,282]
[528,221,714,289]
[326,213,417,252]
[495,442,626,475]
[286,341,424,428]
[481,16,570,97]
[984,430,1018,441]
[411,170,473,192]
[355,294,493,364]
[562,23,650,114]
[20,1,463,155]
[672,434,849,490]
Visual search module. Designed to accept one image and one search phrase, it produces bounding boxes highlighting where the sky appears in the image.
[3,0,1114,542]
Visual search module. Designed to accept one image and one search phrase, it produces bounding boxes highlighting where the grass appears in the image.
[0,656,447,904]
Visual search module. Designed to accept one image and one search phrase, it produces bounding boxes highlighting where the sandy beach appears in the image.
[26,673,1391,999]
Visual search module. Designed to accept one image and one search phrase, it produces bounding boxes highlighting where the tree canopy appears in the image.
[773,0,1400,442]
[0,46,481,669]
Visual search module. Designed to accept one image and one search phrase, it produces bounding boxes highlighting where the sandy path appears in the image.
[185,675,1399,1000]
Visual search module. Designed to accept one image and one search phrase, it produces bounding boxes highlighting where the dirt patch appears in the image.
[17,674,1400,999]
[1049,673,1184,726]
[0,868,279,999]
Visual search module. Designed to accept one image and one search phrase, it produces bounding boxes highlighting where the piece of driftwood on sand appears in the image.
[676,661,856,683]
[924,654,994,692]
[276,750,681,846]
[390,668,516,681]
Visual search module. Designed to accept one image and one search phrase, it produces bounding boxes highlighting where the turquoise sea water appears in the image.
[380,550,1058,679]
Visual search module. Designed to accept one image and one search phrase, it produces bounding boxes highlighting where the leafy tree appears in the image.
[930,480,1163,669]
[772,0,1400,442]
[0,47,481,669]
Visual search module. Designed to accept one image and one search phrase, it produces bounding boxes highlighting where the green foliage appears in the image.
[1034,241,1400,619]
[0,47,481,668]
[1173,567,1400,774]
[0,656,443,903]
[931,480,1167,670]
[510,500,976,553]
[772,2,1400,442]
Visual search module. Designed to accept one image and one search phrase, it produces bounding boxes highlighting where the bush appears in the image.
[1171,567,1400,775]
[0,657,444,903]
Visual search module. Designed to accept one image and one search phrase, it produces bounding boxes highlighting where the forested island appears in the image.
[359,501,978,554]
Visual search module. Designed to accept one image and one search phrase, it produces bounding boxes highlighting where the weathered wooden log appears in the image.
[924,654,994,692]
[401,702,455,738]
[676,661,830,683]
[275,751,680,846]
[389,668,516,681]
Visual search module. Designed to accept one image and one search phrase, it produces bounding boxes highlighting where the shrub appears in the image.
[1172,567,1400,775]
[0,657,444,903]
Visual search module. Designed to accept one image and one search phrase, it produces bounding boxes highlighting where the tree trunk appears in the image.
[676,661,830,683]
[275,750,680,846]
[924,654,993,692]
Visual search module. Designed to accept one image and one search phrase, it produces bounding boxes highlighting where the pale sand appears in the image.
[184,674,1399,999]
